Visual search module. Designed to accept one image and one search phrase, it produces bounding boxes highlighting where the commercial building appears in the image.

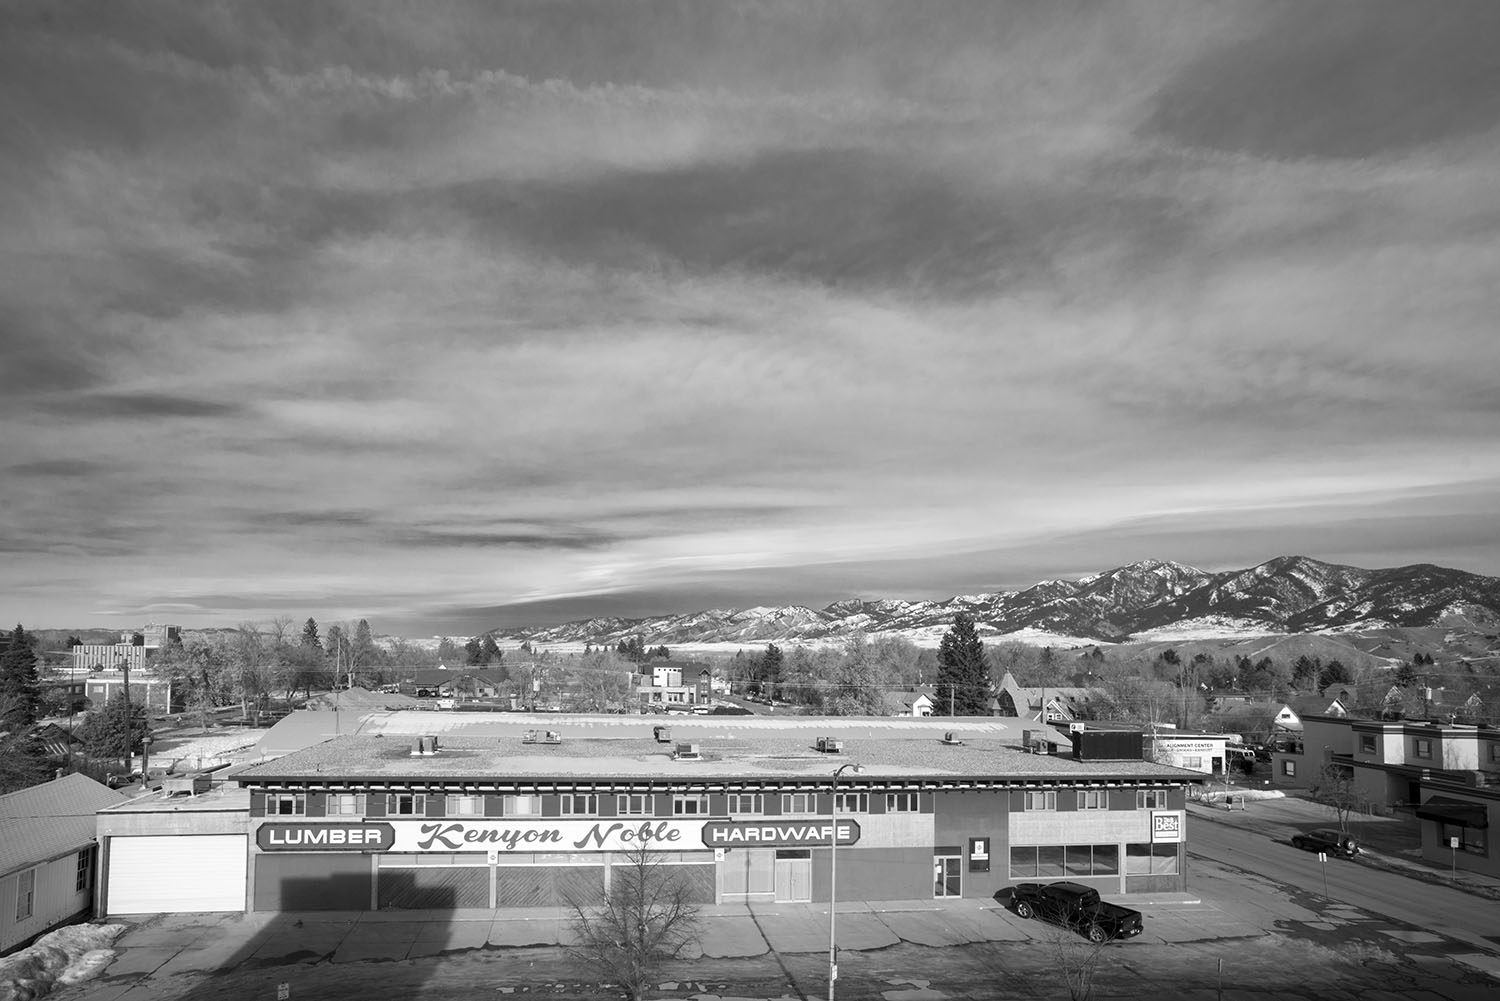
[93,716,1201,916]
[1,774,127,955]
[1273,715,1498,878]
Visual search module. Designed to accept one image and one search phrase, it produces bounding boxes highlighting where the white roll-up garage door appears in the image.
[107,835,247,914]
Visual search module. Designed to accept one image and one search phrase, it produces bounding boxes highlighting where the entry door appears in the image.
[934,855,961,898]
[774,850,811,902]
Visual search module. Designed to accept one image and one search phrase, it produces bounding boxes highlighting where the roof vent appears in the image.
[674,742,701,760]
[816,737,844,754]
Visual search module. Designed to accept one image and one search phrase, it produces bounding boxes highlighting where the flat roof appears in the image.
[97,783,252,814]
[234,730,1201,787]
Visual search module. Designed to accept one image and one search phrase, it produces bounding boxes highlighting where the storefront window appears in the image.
[1126,842,1178,875]
[1037,845,1065,877]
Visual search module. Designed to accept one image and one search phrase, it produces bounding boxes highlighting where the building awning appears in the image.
[1415,797,1490,829]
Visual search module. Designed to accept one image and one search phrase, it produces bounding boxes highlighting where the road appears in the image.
[1189,811,1500,957]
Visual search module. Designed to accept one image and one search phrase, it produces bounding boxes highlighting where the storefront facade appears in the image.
[216,728,1199,913]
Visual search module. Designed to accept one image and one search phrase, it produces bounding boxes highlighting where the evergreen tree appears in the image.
[465,637,485,665]
[436,637,460,663]
[935,613,990,715]
[301,618,322,650]
[761,643,784,700]
[481,635,503,665]
[79,693,149,761]
[0,624,42,727]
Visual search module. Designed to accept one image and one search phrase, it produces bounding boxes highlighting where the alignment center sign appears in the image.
[701,819,860,847]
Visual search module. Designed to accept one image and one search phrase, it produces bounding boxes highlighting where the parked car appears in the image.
[1010,881,1144,943]
[1290,828,1360,858]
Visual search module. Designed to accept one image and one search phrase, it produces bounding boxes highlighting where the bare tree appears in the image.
[565,843,702,1001]
[1041,916,1115,1000]
[1309,762,1363,831]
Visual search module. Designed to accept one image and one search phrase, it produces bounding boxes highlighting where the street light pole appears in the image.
[829,761,862,1001]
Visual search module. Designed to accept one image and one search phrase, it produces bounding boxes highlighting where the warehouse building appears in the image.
[95,716,1202,916]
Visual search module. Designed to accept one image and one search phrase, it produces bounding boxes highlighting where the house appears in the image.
[1,774,128,955]
[92,715,1203,916]
[992,671,1097,723]
[883,688,936,717]
[1271,694,1351,733]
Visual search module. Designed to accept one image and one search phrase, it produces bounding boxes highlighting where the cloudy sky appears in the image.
[3,1,1499,636]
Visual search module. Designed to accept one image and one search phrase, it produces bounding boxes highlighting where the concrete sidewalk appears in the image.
[54,891,1222,1001]
[1188,790,1500,899]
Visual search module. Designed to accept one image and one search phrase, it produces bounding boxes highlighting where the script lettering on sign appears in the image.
[387,819,702,853]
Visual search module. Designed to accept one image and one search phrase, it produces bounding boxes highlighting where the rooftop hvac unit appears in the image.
[941,732,964,746]
[816,737,844,754]
[521,729,562,745]
[653,725,672,743]
[1022,730,1051,755]
[410,735,441,756]
[674,742,701,760]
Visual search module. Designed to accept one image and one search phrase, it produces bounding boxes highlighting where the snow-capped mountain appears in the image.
[491,556,1500,647]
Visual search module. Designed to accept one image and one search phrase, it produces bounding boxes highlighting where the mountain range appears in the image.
[492,556,1500,648]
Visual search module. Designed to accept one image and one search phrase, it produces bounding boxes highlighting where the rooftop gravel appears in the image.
[234,731,1201,784]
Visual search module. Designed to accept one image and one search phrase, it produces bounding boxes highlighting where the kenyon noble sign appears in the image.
[257,818,862,852]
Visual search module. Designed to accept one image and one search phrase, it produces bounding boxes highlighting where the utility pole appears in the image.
[121,656,132,778]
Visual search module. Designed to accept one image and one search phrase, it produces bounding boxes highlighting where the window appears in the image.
[387,793,426,816]
[445,795,483,816]
[1022,843,1114,877]
[1359,734,1376,754]
[726,793,763,815]
[673,794,710,816]
[269,793,305,816]
[1489,744,1499,764]
[1077,789,1107,810]
[617,794,654,816]
[1137,790,1167,810]
[503,795,541,816]
[1126,842,1179,875]
[16,868,35,921]
[1440,822,1486,854]
[1281,760,1296,777]
[885,792,920,813]
[835,791,868,814]
[559,794,598,816]
[1180,756,1203,770]
[75,849,92,893]
[1413,738,1432,759]
[781,792,816,815]
[1023,790,1056,811]
[328,793,365,816]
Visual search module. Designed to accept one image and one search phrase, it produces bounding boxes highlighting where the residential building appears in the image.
[1,774,127,955]
[993,671,1097,723]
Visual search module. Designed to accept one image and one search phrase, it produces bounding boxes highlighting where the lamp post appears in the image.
[829,762,862,1001]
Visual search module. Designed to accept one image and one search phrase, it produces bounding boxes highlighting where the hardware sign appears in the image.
[701,819,860,847]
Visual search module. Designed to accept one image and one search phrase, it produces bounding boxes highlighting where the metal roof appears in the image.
[0,773,129,875]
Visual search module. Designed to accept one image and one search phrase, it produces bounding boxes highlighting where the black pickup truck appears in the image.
[1011,881,1144,943]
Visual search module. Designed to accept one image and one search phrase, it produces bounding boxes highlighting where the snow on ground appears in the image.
[0,923,124,1001]
[1130,617,1284,642]
[137,730,267,773]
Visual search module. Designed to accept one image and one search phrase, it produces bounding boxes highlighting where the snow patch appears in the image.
[1131,616,1284,641]
[0,923,125,1001]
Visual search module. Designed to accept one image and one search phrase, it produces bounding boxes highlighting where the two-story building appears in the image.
[1271,714,1498,878]
[92,716,1202,917]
